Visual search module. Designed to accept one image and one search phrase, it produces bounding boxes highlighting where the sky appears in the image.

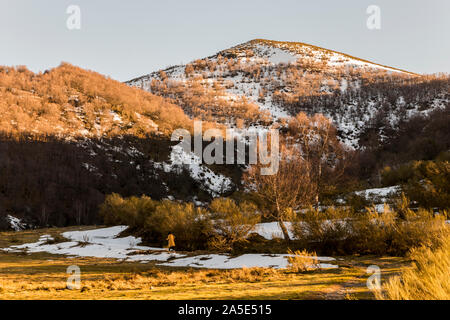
[1,0,449,81]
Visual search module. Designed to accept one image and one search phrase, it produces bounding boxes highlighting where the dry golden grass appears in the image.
[377,231,450,300]
[287,249,319,272]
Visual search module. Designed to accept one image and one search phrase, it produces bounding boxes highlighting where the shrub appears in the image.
[402,160,450,209]
[381,164,414,186]
[376,231,450,300]
[343,193,370,212]
[381,160,450,209]
[389,208,447,255]
[209,198,260,250]
[99,195,263,252]
[99,193,157,228]
[143,200,214,250]
[351,204,446,256]
[99,193,128,225]
[291,207,353,255]
[291,202,447,256]
[100,195,214,250]
[287,249,319,272]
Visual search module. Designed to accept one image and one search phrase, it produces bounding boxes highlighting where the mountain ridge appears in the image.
[127,38,417,84]
[126,39,446,148]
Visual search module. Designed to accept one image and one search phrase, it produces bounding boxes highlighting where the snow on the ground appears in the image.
[258,45,299,65]
[6,215,26,231]
[355,185,400,201]
[252,222,294,240]
[156,143,233,196]
[160,253,337,269]
[252,220,352,240]
[2,226,337,270]
[352,185,401,212]
[2,226,184,262]
[126,40,423,140]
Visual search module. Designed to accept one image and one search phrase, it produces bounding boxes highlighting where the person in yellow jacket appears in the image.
[167,232,176,252]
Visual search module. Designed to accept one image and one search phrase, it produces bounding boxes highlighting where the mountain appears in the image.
[0,40,448,230]
[127,39,448,149]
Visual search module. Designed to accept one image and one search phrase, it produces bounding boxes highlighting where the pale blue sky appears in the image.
[1,0,449,81]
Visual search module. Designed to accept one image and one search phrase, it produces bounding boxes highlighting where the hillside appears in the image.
[0,63,194,137]
[0,64,237,229]
[1,41,449,230]
[127,39,449,149]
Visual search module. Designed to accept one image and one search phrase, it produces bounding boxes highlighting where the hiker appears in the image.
[167,232,176,252]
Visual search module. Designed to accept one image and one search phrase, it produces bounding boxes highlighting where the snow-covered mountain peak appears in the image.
[220,39,414,74]
[127,39,446,149]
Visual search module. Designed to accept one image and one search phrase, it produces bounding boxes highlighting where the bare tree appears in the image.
[244,144,314,241]
[288,113,346,207]
[244,113,347,241]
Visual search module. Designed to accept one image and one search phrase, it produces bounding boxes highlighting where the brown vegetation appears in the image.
[0,63,191,138]
[377,231,450,300]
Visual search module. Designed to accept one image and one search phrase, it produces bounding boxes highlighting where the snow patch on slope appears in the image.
[355,185,401,201]
[6,215,26,231]
[155,143,234,196]
[258,45,299,65]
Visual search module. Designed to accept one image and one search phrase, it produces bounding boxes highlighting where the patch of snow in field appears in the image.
[2,226,338,270]
[2,226,185,262]
[252,222,294,240]
[160,253,337,269]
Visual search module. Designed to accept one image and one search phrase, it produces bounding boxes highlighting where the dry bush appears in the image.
[287,249,319,273]
[349,205,398,255]
[99,193,157,228]
[376,231,450,300]
[100,194,214,250]
[228,267,280,282]
[209,198,260,251]
[291,202,447,256]
[142,200,214,250]
[352,205,447,256]
[292,207,353,254]
[208,235,231,252]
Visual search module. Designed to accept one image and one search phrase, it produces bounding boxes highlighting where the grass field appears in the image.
[0,227,410,300]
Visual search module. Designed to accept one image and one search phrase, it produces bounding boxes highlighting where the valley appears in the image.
[0,38,448,301]
[0,226,409,300]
